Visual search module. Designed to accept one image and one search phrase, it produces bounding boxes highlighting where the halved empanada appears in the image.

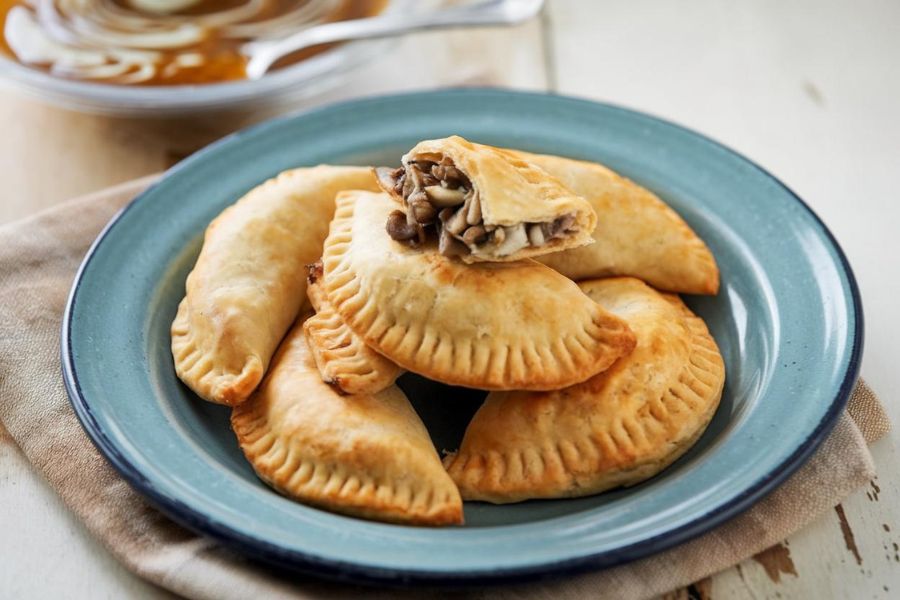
[232,320,463,525]
[444,277,725,503]
[513,151,720,295]
[320,190,635,391]
[303,263,405,395]
[375,136,596,263]
[171,166,379,406]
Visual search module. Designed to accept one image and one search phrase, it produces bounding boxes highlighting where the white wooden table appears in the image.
[1,1,898,597]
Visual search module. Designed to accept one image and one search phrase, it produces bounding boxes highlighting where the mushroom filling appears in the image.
[378,159,578,258]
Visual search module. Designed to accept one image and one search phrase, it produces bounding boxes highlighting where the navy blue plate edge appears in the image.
[60,88,865,588]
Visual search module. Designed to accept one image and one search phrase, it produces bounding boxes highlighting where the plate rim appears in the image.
[60,88,864,586]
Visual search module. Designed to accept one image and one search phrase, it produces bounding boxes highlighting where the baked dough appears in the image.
[444,277,725,503]
[320,190,636,391]
[376,136,596,262]
[303,263,404,395]
[232,319,463,525]
[171,166,380,405]
[515,151,719,295]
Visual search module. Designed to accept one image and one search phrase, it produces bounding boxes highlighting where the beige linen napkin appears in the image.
[0,179,890,600]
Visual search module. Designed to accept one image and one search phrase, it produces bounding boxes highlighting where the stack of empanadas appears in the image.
[172,136,725,526]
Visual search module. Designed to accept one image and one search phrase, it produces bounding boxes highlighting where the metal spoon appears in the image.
[243,0,544,80]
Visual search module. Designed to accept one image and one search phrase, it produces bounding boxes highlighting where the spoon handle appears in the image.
[245,0,544,80]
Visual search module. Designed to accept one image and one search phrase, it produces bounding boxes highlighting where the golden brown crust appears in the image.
[170,166,380,406]
[231,320,463,526]
[303,273,404,395]
[513,151,719,295]
[320,190,636,391]
[443,277,725,503]
[384,136,597,263]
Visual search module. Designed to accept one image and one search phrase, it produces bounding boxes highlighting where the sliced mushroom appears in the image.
[493,224,528,257]
[432,163,466,183]
[425,185,466,207]
[461,225,488,246]
[385,156,578,259]
[439,226,468,257]
[542,213,577,239]
[528,223,545,247]
[386,210,420,243]
[401,171,414,198]
[406,163,425,188]
[374,166,399,192]
[443,206,469,235]
[409,196,437,224]
[465,190,482,225]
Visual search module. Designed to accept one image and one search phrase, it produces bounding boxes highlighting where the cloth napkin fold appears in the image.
[0,179,890,600]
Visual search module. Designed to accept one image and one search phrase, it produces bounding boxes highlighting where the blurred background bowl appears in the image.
[0,0,420,117]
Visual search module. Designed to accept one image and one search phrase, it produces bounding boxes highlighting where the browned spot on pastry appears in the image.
[752,542,798,583]
[424,254,459,286]
[306,261,324,284]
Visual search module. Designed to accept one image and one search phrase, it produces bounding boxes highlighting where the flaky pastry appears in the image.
[171,166,379,405]
[232,320,463,525]
[303,264,404,395]
[516,151,719,295]
[320,190,635,391]
[444,277,725,503]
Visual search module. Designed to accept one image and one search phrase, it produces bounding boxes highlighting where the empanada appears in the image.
[232,320,463,525]
[320,190,636,391]
[171,166,379,406]
[514,151,719,295]
[444,277,725,503]
[303,263,405,395]
[375,136,596,263]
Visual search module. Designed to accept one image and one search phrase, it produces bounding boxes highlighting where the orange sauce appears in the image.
[0,0,386,85]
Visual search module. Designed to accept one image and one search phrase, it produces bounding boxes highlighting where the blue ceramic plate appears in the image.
[62,90,862,585]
